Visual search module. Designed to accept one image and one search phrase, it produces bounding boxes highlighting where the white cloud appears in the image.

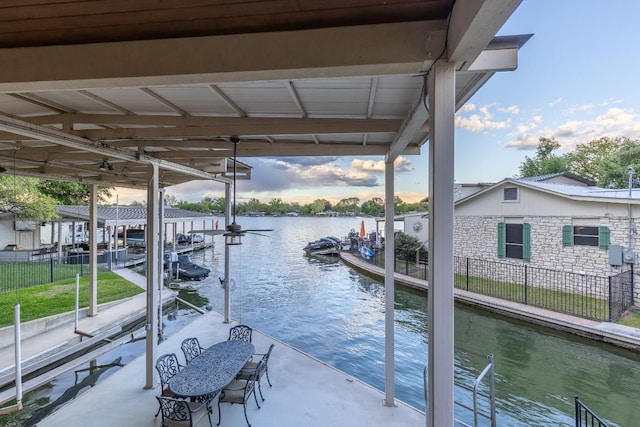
[351,156,413,173]
[459,103,476,113]
[498,105,520,114]
[503,106,640,151]
[548,98,562,107]
[456,103,511,133]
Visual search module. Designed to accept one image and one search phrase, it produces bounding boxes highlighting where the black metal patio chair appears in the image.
[156,395,214,427]
[155,353,184,416]
[228,324,252,342]
[181,337,206,365]
[237,343,274,401]
[217,369,260,427]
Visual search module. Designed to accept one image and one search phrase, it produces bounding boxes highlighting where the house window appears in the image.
[497,222,531,261]
[563,225,610,249]
[503,187,518,201]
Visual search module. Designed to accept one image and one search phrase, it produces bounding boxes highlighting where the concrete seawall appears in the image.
[339,252,640,352]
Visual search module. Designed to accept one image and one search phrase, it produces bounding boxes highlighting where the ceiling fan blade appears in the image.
[245,231,271,237]
[190,229,227,236]
[244,229,274,232]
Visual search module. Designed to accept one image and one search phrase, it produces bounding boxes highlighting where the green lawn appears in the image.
[0,271,144,327]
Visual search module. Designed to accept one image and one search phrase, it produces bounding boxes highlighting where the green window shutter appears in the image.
[497,222,505,258]
[562,225,573,246]
[598,226,610,249]
[523,223,531,262]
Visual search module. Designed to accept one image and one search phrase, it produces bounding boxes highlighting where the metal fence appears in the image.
[609,267,634,322]
[0,251,131,293]
[366,253,634,322]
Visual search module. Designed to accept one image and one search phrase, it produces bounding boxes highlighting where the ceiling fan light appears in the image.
[225,234,242,246]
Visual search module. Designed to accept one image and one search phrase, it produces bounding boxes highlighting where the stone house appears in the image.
[454,173,640,302]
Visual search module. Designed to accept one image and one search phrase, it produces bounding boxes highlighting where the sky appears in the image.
[112,1,640,206]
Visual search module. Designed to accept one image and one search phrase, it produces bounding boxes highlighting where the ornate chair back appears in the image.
[228,324,253,342]
[155,353,183,389]
[156,395,213,427]
[181,337,205,365]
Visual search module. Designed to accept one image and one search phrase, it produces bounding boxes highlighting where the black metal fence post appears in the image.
[466,257,469,291]
[524,265,528,305]
[608,276,612,323]
[50,257,55,283]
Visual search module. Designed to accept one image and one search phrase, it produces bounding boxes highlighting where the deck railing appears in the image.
[366,253,634,322]
[575,396,609,427]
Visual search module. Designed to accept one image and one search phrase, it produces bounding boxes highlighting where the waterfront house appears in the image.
[454,173,640,302]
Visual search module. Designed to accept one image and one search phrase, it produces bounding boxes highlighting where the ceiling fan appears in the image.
[190,136,272,245]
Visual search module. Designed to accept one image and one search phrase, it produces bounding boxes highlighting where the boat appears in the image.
[303,236,342,256]
[176,233,204,244]
[118,229,145,243]
[164,254,210,281]
[359,246,375,260]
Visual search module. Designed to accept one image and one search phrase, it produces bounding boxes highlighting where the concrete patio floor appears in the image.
[37,309,425,427]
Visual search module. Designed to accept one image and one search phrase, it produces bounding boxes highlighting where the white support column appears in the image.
[57,222,63,259]
[158,188,165,339]
[88,184,98,316]
[384,159,396,407]
[223,182,231,323]
[145,163,160,389]
[427,60,456,427]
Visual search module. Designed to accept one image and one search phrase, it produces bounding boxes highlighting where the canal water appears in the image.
[3,216,639,426]
[180,216,640,427]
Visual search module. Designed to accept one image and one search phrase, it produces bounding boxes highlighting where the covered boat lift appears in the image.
[0,1,528,424]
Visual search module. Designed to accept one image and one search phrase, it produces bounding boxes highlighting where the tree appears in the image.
[164,194,177,206]
[37,180,112,204]
[394,196,408,214]
[335,197,360,215]
[518,137,569,177]
[566,136,634,186]
[598,140,640,188]
[308,198,330,215]
[361,197,383,216]
[0,176,59,220]
[267,198,287,215]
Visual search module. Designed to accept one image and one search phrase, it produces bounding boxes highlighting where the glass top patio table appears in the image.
[169,340,255,398]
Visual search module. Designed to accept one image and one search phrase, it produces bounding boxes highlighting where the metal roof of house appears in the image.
[456,177,640,206]
[0,1,529,191]
[56,205,214,226]
[519,172,596,186]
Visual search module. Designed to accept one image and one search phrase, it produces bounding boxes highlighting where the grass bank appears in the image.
[0,271,144,327]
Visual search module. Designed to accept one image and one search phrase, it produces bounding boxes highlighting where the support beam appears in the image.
[427,60,455,427]
[0,114,231,184]
[384,159,395,407]
[0,21,446,92]
[145,163,159,389]
[223,182,232,323]
[88,185,98,316]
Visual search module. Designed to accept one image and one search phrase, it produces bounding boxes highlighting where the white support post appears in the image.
[223,182,231,323]
[427,59,456,427]
[158,188,165,338]
[384,159,396,407]
[14,304,22,408]
[88,184,98,316]
[145,163,159,389]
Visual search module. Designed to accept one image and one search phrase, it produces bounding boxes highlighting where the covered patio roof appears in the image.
[0,1,528,425]
[0,0,527,190]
